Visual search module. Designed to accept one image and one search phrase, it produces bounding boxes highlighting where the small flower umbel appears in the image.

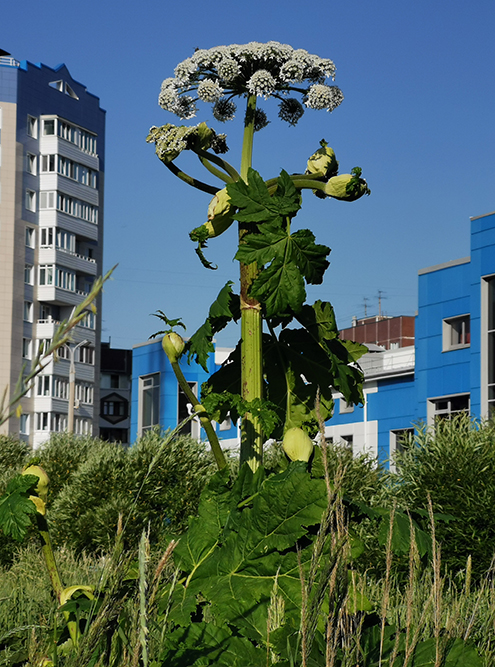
[159,41,343,126]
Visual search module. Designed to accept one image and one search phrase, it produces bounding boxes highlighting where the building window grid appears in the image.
[25,190,36,212]
[39,190,98,224]
[432,395,470,420]
[23,301,33,323]
[27,115,38,138]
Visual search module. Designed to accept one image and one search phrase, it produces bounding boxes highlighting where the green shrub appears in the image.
[390,414,495,578]
[49,431,217,554]
[35,432,103,504]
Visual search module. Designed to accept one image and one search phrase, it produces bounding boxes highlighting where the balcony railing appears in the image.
[39,245,96,263]
[0,56,19,67]
[37,316,95,330]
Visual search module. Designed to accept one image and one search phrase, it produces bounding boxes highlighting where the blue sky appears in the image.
[3,0,495,349]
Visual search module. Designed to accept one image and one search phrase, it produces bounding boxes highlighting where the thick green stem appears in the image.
[36,514,80,648]
[171,361,227,470]
[239,95,264,471]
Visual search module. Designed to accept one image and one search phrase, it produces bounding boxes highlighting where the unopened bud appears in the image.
[162,332,185,363]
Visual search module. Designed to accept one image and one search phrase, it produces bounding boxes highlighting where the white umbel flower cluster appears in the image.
[159,41,343,125]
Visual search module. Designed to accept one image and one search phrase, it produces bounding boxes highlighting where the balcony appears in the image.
[38,246,97,275]
[358,347,415,379]
[37,284,90,307]
[35,318,96,343]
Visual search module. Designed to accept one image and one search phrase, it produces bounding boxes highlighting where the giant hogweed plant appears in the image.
[147,41,370,470]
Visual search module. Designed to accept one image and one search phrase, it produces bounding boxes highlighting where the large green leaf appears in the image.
[235,225,330,316]
[161,622,266,667]
[169,464,330,637]
[0,474,39,542]
[227,168,300,225]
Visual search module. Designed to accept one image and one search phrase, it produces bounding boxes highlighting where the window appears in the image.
[102,400,127,417]
[140,373,160,434]
[38,338,52,355]
[443,315,470,350]
[219,417,232,432]
[39,265,54,286]
[56,229,75,252]
[74,417,92,436]
[52,413,67,432]
[339,398,354,414]
[41,155,56,172]
[26,153,36,174]
[79,311,96,329]
[36,375,50,396]
[25,190,36,212]
[430,394,470,420]
[23,301,33,322]
[391,428,414,455]
[24,264,34,284]
[178,382,199,437]
[76,383,93,404]
[53,377,69,399]
[340,435,353,450]
[25,227,35,248]
[40,228,54,247]
[56,345,70,361]
[27,115,38,138]
[78,346,94,365]
[20,414,30,435]
[22,338,31,359]
[43,119,55,136]
[55,267,75,291]
[40,191,56,209]
[36,412,50,431]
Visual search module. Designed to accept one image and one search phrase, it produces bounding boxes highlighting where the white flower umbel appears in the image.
[247,70,276,98]
[305,84,344,112]
[158,41,343,126]
[197,79,224,103]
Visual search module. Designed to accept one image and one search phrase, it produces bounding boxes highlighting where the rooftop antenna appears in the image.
[378,290,387,318]
[363,297,369,318]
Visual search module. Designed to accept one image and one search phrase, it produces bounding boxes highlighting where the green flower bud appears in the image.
[306,140,338,180]
[324,173,370,201]
[283,427,314,462]
[162,332,185,363]
[22,464,49,502]
[190,187,236,243]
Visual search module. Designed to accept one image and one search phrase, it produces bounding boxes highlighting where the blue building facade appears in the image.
[131,339,238,446]
[326,210,495,465]
[131,212,495,462]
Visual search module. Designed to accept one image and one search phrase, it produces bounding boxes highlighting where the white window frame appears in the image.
[25,227,35,248]
[139,373,160,435]
[442,314,470,351]
[25,189,36,212]
[20,414,30,435]
[26,153,37,175]
[24,263,34,285]
[339,398,354,414]
[23,301,33,323]
[427,393,470,424]
[22,338,32,360]
[27,115,38,138]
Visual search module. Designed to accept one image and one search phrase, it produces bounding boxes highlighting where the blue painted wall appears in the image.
[131,339,238,444]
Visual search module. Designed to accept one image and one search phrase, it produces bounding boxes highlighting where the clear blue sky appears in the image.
[3,0,495,349]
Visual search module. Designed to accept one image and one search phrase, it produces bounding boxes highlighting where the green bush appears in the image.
[49,430,217,554]
[390,414,495,578]
[35,432,102,504]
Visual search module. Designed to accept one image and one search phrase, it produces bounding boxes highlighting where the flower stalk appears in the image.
[239,95,264,470]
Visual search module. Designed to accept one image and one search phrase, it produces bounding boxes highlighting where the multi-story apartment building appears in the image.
[0,52,105,447]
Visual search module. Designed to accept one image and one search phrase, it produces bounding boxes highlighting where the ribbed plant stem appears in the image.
[239,94,264,470]
[37,514,80,648]
[171,361,227,470]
